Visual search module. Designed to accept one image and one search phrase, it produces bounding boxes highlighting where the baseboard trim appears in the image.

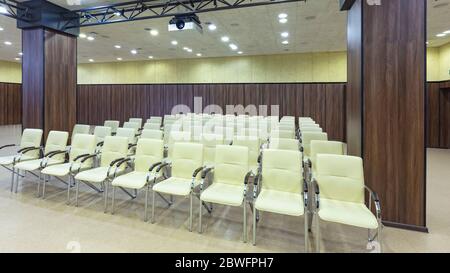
[382,221,429,233]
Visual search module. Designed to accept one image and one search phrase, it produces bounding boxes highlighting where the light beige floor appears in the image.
[0,125,449,253]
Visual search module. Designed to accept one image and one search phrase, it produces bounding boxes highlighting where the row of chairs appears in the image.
[0,116,382,252]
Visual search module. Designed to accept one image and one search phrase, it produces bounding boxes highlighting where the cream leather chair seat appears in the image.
[111,171,149,189]
[318,199,378,229]
[41,162,82,177]
[255,190,304,217]
[75,166,117,183]
[0,154,35,165]
[153,177,201,196]
[200,183,244,206]
[14,158,63,171]
[0,128,43,166]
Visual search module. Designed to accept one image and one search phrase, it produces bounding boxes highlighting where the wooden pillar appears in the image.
[346,0,427,231]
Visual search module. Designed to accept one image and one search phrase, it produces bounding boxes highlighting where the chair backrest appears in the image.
[129,118,143,127]
[71,124,90,140]
[261,149,303,193]
[232,136,260,170]
[310,140,345,170]
[100,136,129,168]
[93,126,112,145]
[300,126,323,133]
[104,120,120,134]
[315,154,365,203]
[44,131,69,161]
[141,129,163,140]
[134,139,164,172]
[20,129,43,158]
[167,131,191,158]
[301,132,328,157]
[171,142,203,179]
[201,133,225,166]
[270,129,295,139]
[69,134,96,168]
[123,121,140,134]
[143,122,161,130]
[214,126,234,143]
[116,128,136,144]
[269,138,299,151]
[213,145,249,186]
[147,116,162,125]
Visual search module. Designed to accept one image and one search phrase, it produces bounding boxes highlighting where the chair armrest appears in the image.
[73,153,91,162]
[192,166,204,179]
[252,173,261,199]
[0,144,17,150]
[96,141,104,147]
[110,157,127,167]
[311,178,320,210]
[156,162,170,172]
[244,171,253,185]
[18,146,42,154]
[115,157,132,168]
[201,167,214,179]
[45,150,67,158]
[365,185,381,218]
[149,162,163,172]
[81,154,99,163]
[128,143,137,149]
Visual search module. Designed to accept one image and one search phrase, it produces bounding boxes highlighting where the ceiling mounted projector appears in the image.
[168,14,203,34]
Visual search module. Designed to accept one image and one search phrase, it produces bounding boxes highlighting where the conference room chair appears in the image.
[299,123,321,129]
[129,118,143,128]
[104,120,120,135]
[299,117,314,123]
[123,121,141,136]
[233,135,261,174]
[140,129,163,140]
[268,138,300,151]
[74,136,129,212]
[111,138,165,221]
[152,142,204,231]
[116,128,138,154]
[214,126,234,144]
[93,126,112,156]
[252,149,308,251]
[200,133,225,167]
[12,131,69,194]
[143,122,161,130]
[41,134,97,202]
[301,132,328,161]
[199,145,252,242]
[312,154,382,252]
[166,131,192,160]
[270,129,296,140]
[0,128,43,191]
[71,124,90,140]
[299,126,323,134]
[147,116,162,125]
[308,140,345,175]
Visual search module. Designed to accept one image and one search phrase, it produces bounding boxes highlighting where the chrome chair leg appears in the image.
[111,186,116,215]
[75,179,80,207]
[189,193,193,232]
[103,181,108,213]
[315,214,320,253]
[10,167,15,192]
[67,176,71,204]
[15,170,20,193]
[304,212,309,253]
[42,174,47,199]
[144,184,149,222]
[198,196,202,233]
[243,201,247,243]
[151,189,155,224]
[37,172,41,197]
[252,204,257,246]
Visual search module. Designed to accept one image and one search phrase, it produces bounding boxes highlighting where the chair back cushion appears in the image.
[214,145,249,185]
[168,131,191,158]
[261,149,302,193]
[201,134,225,165]
[71,124,90,140]
[171,142,203,179]
[141,129,163,140]
[310,140,345,168]
[301,132,328,157]
[45,131,69,161]
[233,136,260,168]
[116,128,136,144]
[20,128,43,158]
[100,136,129,168]
[134,139,164,172]
[269,138,299,151]
[93,126,112,145]
[104,120,119,134]
[70,134,96,167]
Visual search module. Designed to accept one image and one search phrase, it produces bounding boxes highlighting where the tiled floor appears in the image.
[0,125,449,253]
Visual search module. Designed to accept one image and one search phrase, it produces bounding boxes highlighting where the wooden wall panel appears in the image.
[326,84,346,141]
[0,82,21,125]
[303,84,327,127]
[427,82,441,148]
[440,88,450,148]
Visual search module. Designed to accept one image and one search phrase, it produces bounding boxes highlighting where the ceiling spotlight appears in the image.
[281,32,289,38]
[229,44,238,50]
[436,33,446,37]
[278,13,287,19]
[443,30,450,34]
[171,40,178,45]
[131,49,137,54]
[18,52,23,56]
[208,24,217,31]
[196,53,202,57]
[187,48,192,52]
[221,36,230,42]
[279,18,288,24]
[0,6,8,14]
[79,33,87,38]
[87,36,95,41]
[15,57,20,61]
[4,41,12,45]
[183,46,189,50]
[150,29,159,36]
[114,45,121,49]
[0,27,4,31]
[88,59,94,62]
[148,56,154,59]
[282,40,289,45]
[237,51,243,54]
[116,57,122,61]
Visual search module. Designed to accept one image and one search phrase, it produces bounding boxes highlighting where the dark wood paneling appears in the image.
[427,82,441,148]
[22,28,44,130]
[440,87,450,148]
[346,0,363,157]
[76,83,346,141]
[0,82,21,125]
[362,0,426,227]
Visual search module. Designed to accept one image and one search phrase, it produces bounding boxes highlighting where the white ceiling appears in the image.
[0,0,449,63]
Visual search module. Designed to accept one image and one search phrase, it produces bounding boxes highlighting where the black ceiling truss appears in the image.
[0,0,33,22]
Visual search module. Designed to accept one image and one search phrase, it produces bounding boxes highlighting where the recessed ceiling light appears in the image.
[114,12,121,16]
[221,36,230,42]
[87,36,95,41]
[114,45,121,49]
[196,53,202,57]
[229,44,238,50]
[88,59,94,62]
[171,40,178,45]
[187,48,192,52]
[0,27,4,31]
[150,29,159,36]
[79,33,86,38]
[116,57,122,61]
[183,46,189,50]
[237,51,243,54]
[4,41,11,45]
[131,49,137,54]
[281,32,289,38]
[148,56,153,59]
[278,13,287,19]
[0,7,8,14]
[208,24,217,31]
[279,18,288,24]
[18,52,23,56]
[282,40,289,45]
[14,57,20,61]
[444,30,450,34]
[436,33,446,37]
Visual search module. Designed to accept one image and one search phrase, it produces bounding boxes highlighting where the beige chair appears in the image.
[41,134,97,201]
[147,116,162,125]
[0,128,43,192]
[253,149,308,251]
[13,131,69,194]
[71,124,90,141]
[301,132,328,160]
[269,138,300,151]
[140,129,163,140]
[74,136,129,212]
[111,138,165,221]
[104,120,120,135]
[93,126,112,148]
[199,145,252,242]
[312,154,382,252]
[129,118,143,128]
[123,121,140,137]
[214,126,234,144]
[270,129,295,139]
[200,133,225,167]
[116,127,138,154]
[152,142,204,231]
[308,140,345,175]
[166,131,191,160]
[143,122,161,130]
[233,135,261,174]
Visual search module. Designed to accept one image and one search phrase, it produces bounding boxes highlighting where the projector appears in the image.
[168,14,203,34]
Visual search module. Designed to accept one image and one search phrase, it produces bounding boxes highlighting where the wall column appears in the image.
[346,0,427,231]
